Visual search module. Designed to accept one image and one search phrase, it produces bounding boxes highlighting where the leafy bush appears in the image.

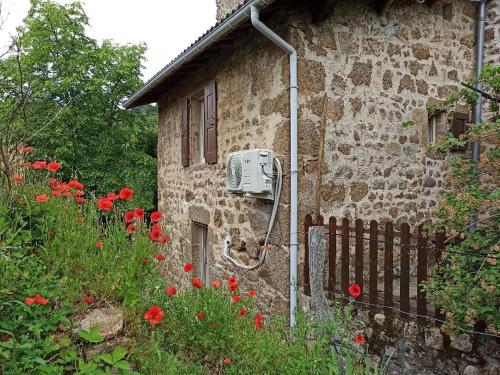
[1,157,373,374]
[424,64,499,334]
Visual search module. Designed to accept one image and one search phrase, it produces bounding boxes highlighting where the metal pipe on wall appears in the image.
[250,4,299,328]
[469,0,486,231]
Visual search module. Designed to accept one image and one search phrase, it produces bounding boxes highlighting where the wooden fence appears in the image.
[303,215,447,323]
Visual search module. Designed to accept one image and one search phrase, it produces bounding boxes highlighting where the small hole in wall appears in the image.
[442,3,453,21]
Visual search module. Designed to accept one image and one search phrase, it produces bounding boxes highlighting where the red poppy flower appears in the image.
[33,294,49,305]
[46,162,61,172]
[126,224,136,234]
[32,160,47,170]
[232,295,241,303]
[212,280,221,288]
[119,187,134,201]
[25,293,48,305]
[354,334,365,344]
[36,194,49,203]
[142,258,149,266]
[227,276,238,292]
[239,307,248,316]
[197,311,205,320]
[68,180,84,190]
[106,192,120,200]
[155,253,166,261]
[51,189,62,196]
[74,190,85,196]
[125,211,136,223]
[144,306,164,325]
[83,294,94,305]
[20,146,33,153]
[192,277,202,289]
[150,211,162,222]
[223,358,232,365]
[149,227,162,241]
[254,313,263,329]
[13,176,23,183]
[97,198,113,211]
[166,285,176,296]
[2,335,10,342]
[248,290,256,298]
[348,283,361,299]
[183,263,193,272]
[25,296,35,305]
[75,197,87,204]
[158,235,170,244]
[96,242,104,248]
[135,208,145,220]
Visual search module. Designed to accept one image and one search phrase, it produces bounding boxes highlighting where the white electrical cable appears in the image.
[223,157,283,270]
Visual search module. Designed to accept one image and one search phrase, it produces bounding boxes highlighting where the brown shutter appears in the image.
[204,81,217,164]
[449,112,468,152]
[181,98,190,167]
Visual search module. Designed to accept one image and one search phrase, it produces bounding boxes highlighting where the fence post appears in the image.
[309,226,332,323]
[400,223,410,316]
[417,225,428,322]
[369,220,378,308]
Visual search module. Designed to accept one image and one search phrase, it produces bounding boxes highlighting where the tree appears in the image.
[425,64,499,334]
[0,0,157,208]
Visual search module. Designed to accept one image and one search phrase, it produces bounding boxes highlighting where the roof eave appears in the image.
[124,0,277,109]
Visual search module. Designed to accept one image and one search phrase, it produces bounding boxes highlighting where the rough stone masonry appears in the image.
[156,1,499,373]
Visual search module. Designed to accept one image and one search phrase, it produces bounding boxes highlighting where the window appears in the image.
[181,81,217,167]
[428,116,437,143]
[190,94,205,165]
[192,222,208,284]
[448,112,468,152]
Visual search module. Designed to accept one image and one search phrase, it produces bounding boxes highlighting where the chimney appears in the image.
[215,0,243,21]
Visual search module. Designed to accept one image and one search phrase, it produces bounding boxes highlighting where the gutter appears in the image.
[250,4,299,329]
[124,0,277,109]
[469,0,486,231]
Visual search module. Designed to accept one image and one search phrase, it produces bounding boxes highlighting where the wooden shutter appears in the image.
[449,112,468,152]
[181,98,190,167]
[204,81,217,164]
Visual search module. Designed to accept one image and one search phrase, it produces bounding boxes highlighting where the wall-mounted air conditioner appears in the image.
[226,149,274,200]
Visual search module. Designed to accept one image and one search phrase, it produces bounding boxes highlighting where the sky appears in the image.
[0,0,217,81]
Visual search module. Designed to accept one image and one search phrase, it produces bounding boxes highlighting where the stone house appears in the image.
[125,0,498,372]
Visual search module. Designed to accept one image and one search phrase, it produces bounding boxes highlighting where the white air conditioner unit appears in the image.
[226,149,274,200]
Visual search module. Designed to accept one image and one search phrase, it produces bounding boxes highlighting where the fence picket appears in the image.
[400,223,410,315]
[434,231,446,324]
[341,218,349,299]
[384,222,394,312]
[417,225,428,321]
[328,217,336,300]
[355,219,364,301]
[304,214,313,296]
[369,220,378,307]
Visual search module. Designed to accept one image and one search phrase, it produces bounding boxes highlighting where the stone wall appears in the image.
[485,0,499,65]
[352,310,500,375]
[215,0,243,21]
[156,0,497,373]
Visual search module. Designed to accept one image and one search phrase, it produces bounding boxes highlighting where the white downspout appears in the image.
[250,4,299,328]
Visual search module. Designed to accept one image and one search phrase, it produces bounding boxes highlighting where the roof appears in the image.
[124,0,278,109]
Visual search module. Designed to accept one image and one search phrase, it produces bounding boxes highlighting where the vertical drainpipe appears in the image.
[250,4,299,328]
[469,0,486,231]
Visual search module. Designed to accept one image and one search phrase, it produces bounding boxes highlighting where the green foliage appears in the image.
[77,347,139,375]
[401,119,415,128]
[425,64,499,334]
[0,0,157,208]
[78,326,104,344]
[1,166,373,374]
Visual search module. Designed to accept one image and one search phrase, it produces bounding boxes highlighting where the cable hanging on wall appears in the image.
[223,157,283,270]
